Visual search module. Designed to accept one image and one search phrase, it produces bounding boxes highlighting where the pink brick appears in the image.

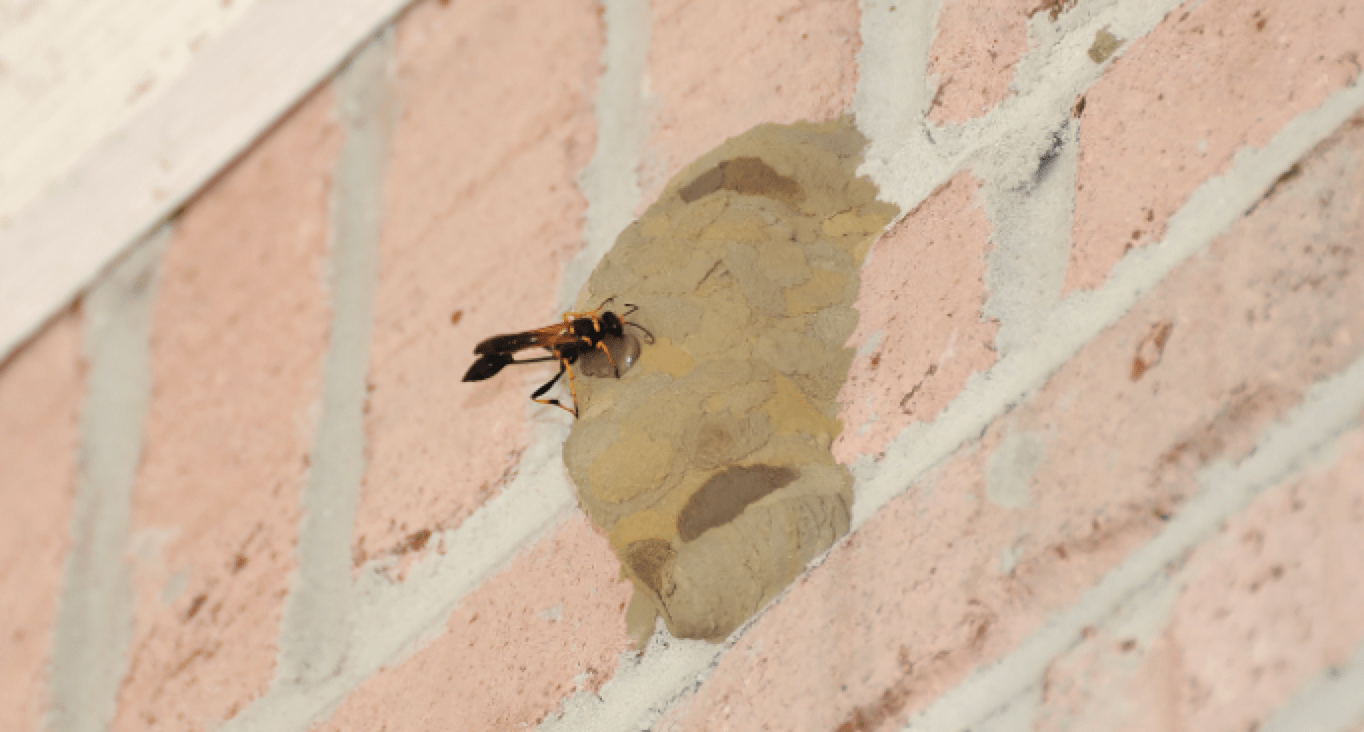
[1067,0,1364,292]
[318,516,633,730]
[835,172,999,463]
[1034,630,1139,732]
[662,450,1015,732]
[111,89,339,730]
[0,315,81,730]
[1129,431,1364,730]
[1037,425,1364,732]
[353,0,602,566]
[660,105,1364,732]
[926,0,1034,124]
[643,0,861,200]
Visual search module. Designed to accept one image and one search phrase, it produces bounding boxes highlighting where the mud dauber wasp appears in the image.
[461,298,654,417]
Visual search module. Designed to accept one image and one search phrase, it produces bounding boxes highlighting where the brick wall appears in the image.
[2,0,1363,730]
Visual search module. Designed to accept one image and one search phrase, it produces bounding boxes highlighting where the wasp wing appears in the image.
[472,324,569,356]
[463,353,512,382]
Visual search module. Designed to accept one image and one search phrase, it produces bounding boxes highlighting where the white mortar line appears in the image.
[273,30,393,691]
[978,120,1079,356]
[337,0,656,679]
[905,341,1364,731]
[222,1,654,727]
[541,1,1177,729]
[559,0,651,310]
[534,44,1364,732]
[335,0,657,690]
[967,686,1044,732]
[1259,639,1364,732]
[857,0,1185,214]
[224,429,580,731]
[47,225,169,732]
[0,0,416,365]
[541,629,722,732]
[852,0,943,171]
[212,3,1364,729]
[854,72,1364,528]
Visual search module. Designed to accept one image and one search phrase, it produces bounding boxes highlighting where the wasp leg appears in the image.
[564,358,581,416]
[593,339,621,378]
[531,360,578,417]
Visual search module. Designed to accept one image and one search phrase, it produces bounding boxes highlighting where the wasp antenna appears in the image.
[594,295,616,312]
[627,321,655,344]
[621,302,639,317]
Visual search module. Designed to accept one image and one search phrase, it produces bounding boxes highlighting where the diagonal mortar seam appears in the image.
[338,0,654,676]
[1259,637,1364,732]
[558,0,651,311]
[47,224,170,732]
[852,0,944,170]
[977,118,1080,357]
[880,67,1364,731]
[913,0,1153,358]
[541,23,1193,724]
[906,338,1364,731]
[857,0,1186,216]
[337,0,656,673]
[271,28,394,693]
[219,3,653,728]
[338,0,655,690]
[561,145,1364,727]
[214,5,1364,729]
[541,0,1185,728]
[852,70,1364,527]
[536,66,1364,732]
[222,444,580,731]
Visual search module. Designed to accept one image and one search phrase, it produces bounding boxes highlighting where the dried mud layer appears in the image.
[564,118,898,644]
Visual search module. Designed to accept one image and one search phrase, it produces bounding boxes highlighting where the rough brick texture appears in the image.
[0,316,81,730]
[111,88,338,730]
[353,0,601,567]
[1067,0,1364,292]
[5,0,1363,729]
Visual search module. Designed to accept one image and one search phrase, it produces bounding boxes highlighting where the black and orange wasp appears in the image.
[461,298,654,417]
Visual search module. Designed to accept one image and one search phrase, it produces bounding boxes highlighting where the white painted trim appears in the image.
[0,0,414,363]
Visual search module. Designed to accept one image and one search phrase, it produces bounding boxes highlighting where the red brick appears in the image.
[318,516,633,731]
[1067,0,1364,292]
[643,0,861,200]
[926,0,1034,124]
[835,172,1000,463]
[111,89,339,730]
[353,0,602,566]
[1037,426,1364,732]
[660,105,1364,732]
[0,315,81,730]
[1129,432,1364,730]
